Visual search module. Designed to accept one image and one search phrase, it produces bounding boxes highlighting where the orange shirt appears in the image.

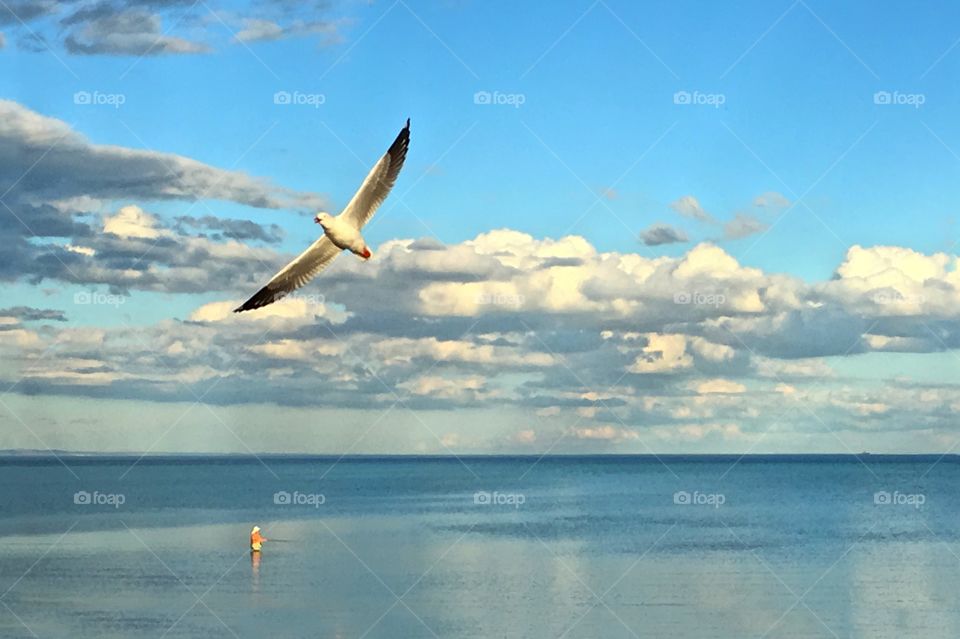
[250,531,265,550]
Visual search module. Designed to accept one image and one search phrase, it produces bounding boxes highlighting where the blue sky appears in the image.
[1,0,959,455]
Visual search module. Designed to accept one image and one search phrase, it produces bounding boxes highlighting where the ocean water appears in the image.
[0,455,956,638]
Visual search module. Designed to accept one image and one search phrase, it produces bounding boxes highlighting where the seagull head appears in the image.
[314,212,332,227]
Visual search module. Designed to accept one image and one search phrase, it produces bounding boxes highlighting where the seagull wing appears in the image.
[341,119,410,229]
[234,236,341,312]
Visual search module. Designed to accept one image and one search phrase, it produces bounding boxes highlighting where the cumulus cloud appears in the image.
[103,205,164,239]
[639,223,688,246]
[0,101,331,294]
[821,244,960,327]
[628,334,692,374]
[1,202,291,295]
[1,188,959,451]
[189,298,336,323]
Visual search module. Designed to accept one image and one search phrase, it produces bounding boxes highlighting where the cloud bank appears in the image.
[0,102,956,454]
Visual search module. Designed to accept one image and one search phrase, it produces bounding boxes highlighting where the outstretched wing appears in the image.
[234,236,341,312]
[341,119,410,229]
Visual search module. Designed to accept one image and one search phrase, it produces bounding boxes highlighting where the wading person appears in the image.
[250,526,267,552]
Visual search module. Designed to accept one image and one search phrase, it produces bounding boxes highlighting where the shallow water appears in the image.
[0,455,956,638]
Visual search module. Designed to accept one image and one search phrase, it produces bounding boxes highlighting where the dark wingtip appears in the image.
[233,285,280,313]
[405,118,410,129]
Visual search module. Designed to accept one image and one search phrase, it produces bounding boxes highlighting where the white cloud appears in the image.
[4,208,960,454]
[513,429,537,444]
[826,245,960,317]
[670,195,713,222]
[234,18,339,44]
[373,337,554,368]
[571,425,639,441]
[65,11,209,56]
[694,379,747,394]
[724,213,767,239]
[65,244,95,256]
[103,205,163,239]
[628,334,692,373]
[753,356,833,379]
[189,297,344,325]
[247,339,345,361]
[653,423,743,441]
[398,375,490,400]
[235,18,285,42]
[689,337,735,362]
[753,191,790,209]
[0,100,325,210]
[640,223,688,246]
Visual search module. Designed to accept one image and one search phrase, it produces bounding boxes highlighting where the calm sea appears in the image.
[0,455,956,638]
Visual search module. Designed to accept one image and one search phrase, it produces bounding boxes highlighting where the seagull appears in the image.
[235,119,410,313]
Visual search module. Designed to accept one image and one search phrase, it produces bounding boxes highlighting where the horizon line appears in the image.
[1,451,956,459]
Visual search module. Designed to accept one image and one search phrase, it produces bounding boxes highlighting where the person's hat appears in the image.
[252,526,260,533]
